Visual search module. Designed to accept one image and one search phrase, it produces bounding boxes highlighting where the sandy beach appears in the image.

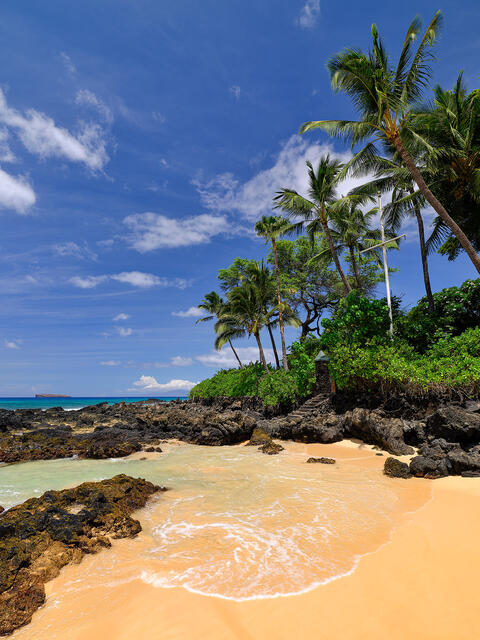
[8,439,479,640]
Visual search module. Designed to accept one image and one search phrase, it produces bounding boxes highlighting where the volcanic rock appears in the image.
[383,457,411,479]
[0,474,161,636]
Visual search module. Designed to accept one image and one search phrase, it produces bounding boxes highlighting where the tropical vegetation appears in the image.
[190,11,480,407]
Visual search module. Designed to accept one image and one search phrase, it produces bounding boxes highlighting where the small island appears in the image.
[35,394,71,398]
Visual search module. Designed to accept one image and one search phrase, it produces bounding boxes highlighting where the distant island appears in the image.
[35,394,71,398]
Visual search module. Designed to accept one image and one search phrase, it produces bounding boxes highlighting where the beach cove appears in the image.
[3,439,477,640]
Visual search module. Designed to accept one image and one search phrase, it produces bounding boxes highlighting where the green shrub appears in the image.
[257,369,299,407]
[326,331,480,395]
[396,279,480,352]
[287,339,317,396]
[320,290,391,351]
[189,362,267,399]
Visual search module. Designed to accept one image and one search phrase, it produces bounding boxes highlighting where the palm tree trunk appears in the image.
[320,205,352,293]
[228,339,243,368]
[254,331,269,373]
[409,190,435,313]
[394,136,480,274]
[266,322,280,368]
[272,238,289,370]
[349,244,363,291]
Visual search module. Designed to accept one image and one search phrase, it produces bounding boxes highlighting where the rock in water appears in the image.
[306,457,336,464]
[246,427,284,455]
[0,474,162,636]
[260,441,284,455]
[384,457,411,479]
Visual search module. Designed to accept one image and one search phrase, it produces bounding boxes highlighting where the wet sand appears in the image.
[11,441,480,640]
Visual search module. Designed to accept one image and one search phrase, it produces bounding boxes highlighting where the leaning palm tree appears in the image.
[274,157,353,293]
[254,215,292,370]
[348,152,435,311]
[415,74,480,260]
[196,291,244,367]
[300,12,480,274]
[225,283,272,372]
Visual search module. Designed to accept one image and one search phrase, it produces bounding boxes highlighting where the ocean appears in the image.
[0,397,188,410]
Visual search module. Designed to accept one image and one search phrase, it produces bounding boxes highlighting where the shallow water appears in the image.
[1,442,429,612]
[0,396,186,410]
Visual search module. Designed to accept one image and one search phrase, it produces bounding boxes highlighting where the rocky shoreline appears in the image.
[1,395,480,478]
[0,474,163,636]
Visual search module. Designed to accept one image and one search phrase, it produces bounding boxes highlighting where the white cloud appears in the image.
[297,0,321,29]
[0,89,109,171]
[100,360,121,366]
[229,85,241,99]
[196,347,275,368]
[123,212,236,251]
[69,275,108,289]
[0,128,16,163]
[4,338,21,349]
[193,135,368,222]
[132,375,197,393]
[0,168,36,213]
[70,271,190,289]
[54,241,97,261]
[111,271,188,288]
[60,52,76,75]
[170,356,194,366]
[115,326,133,337]
[76,89,113,124]
[113,313,130,321]
[172,306,205,318]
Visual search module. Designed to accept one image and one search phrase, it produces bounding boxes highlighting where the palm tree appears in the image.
[415,74,480,260]
[274,157,353,293]
[217,257,281,368]
[300,12,480,274]
[225,283,272,372]
[322,201,388,291]
[254,215,292,370]
[196,291,244,367]
[348,154,435,311]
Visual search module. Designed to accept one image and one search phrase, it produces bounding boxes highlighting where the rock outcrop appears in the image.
[3,397,480,477]
[0,401,258,463]
[384,457,411,478]
[246,427,284,455]
[0,474,162,636]
[306,457,336,464]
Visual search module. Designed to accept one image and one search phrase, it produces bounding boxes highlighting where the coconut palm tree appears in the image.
[348,153,435,311]
[414,74,480,260]
[217,257,282,368]
[225,283,273,372]
[273,157,353,293]
[254,215,292,370]
[300,12,480,274]
[321,201,390,291]
[196,291,244,367]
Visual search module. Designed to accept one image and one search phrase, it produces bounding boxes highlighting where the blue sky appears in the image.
[0,0,478,396]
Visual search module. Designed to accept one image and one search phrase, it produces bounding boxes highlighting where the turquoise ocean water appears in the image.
[0,397,187,410]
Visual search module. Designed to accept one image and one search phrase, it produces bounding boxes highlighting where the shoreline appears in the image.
[12,441,479,640]
[6,439,435,639]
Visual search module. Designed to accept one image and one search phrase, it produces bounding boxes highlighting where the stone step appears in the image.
[289,394,329,418]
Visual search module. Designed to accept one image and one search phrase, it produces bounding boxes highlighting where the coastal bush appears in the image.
[189,363,267,398]
[257,369,299,408]
[287,338,318,396]
[396,279,480,352]
[189,345,319,407]
[319,290,391,351]
[326,330,480,394]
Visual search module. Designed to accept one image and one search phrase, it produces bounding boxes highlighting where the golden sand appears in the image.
[11,441,480,640]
